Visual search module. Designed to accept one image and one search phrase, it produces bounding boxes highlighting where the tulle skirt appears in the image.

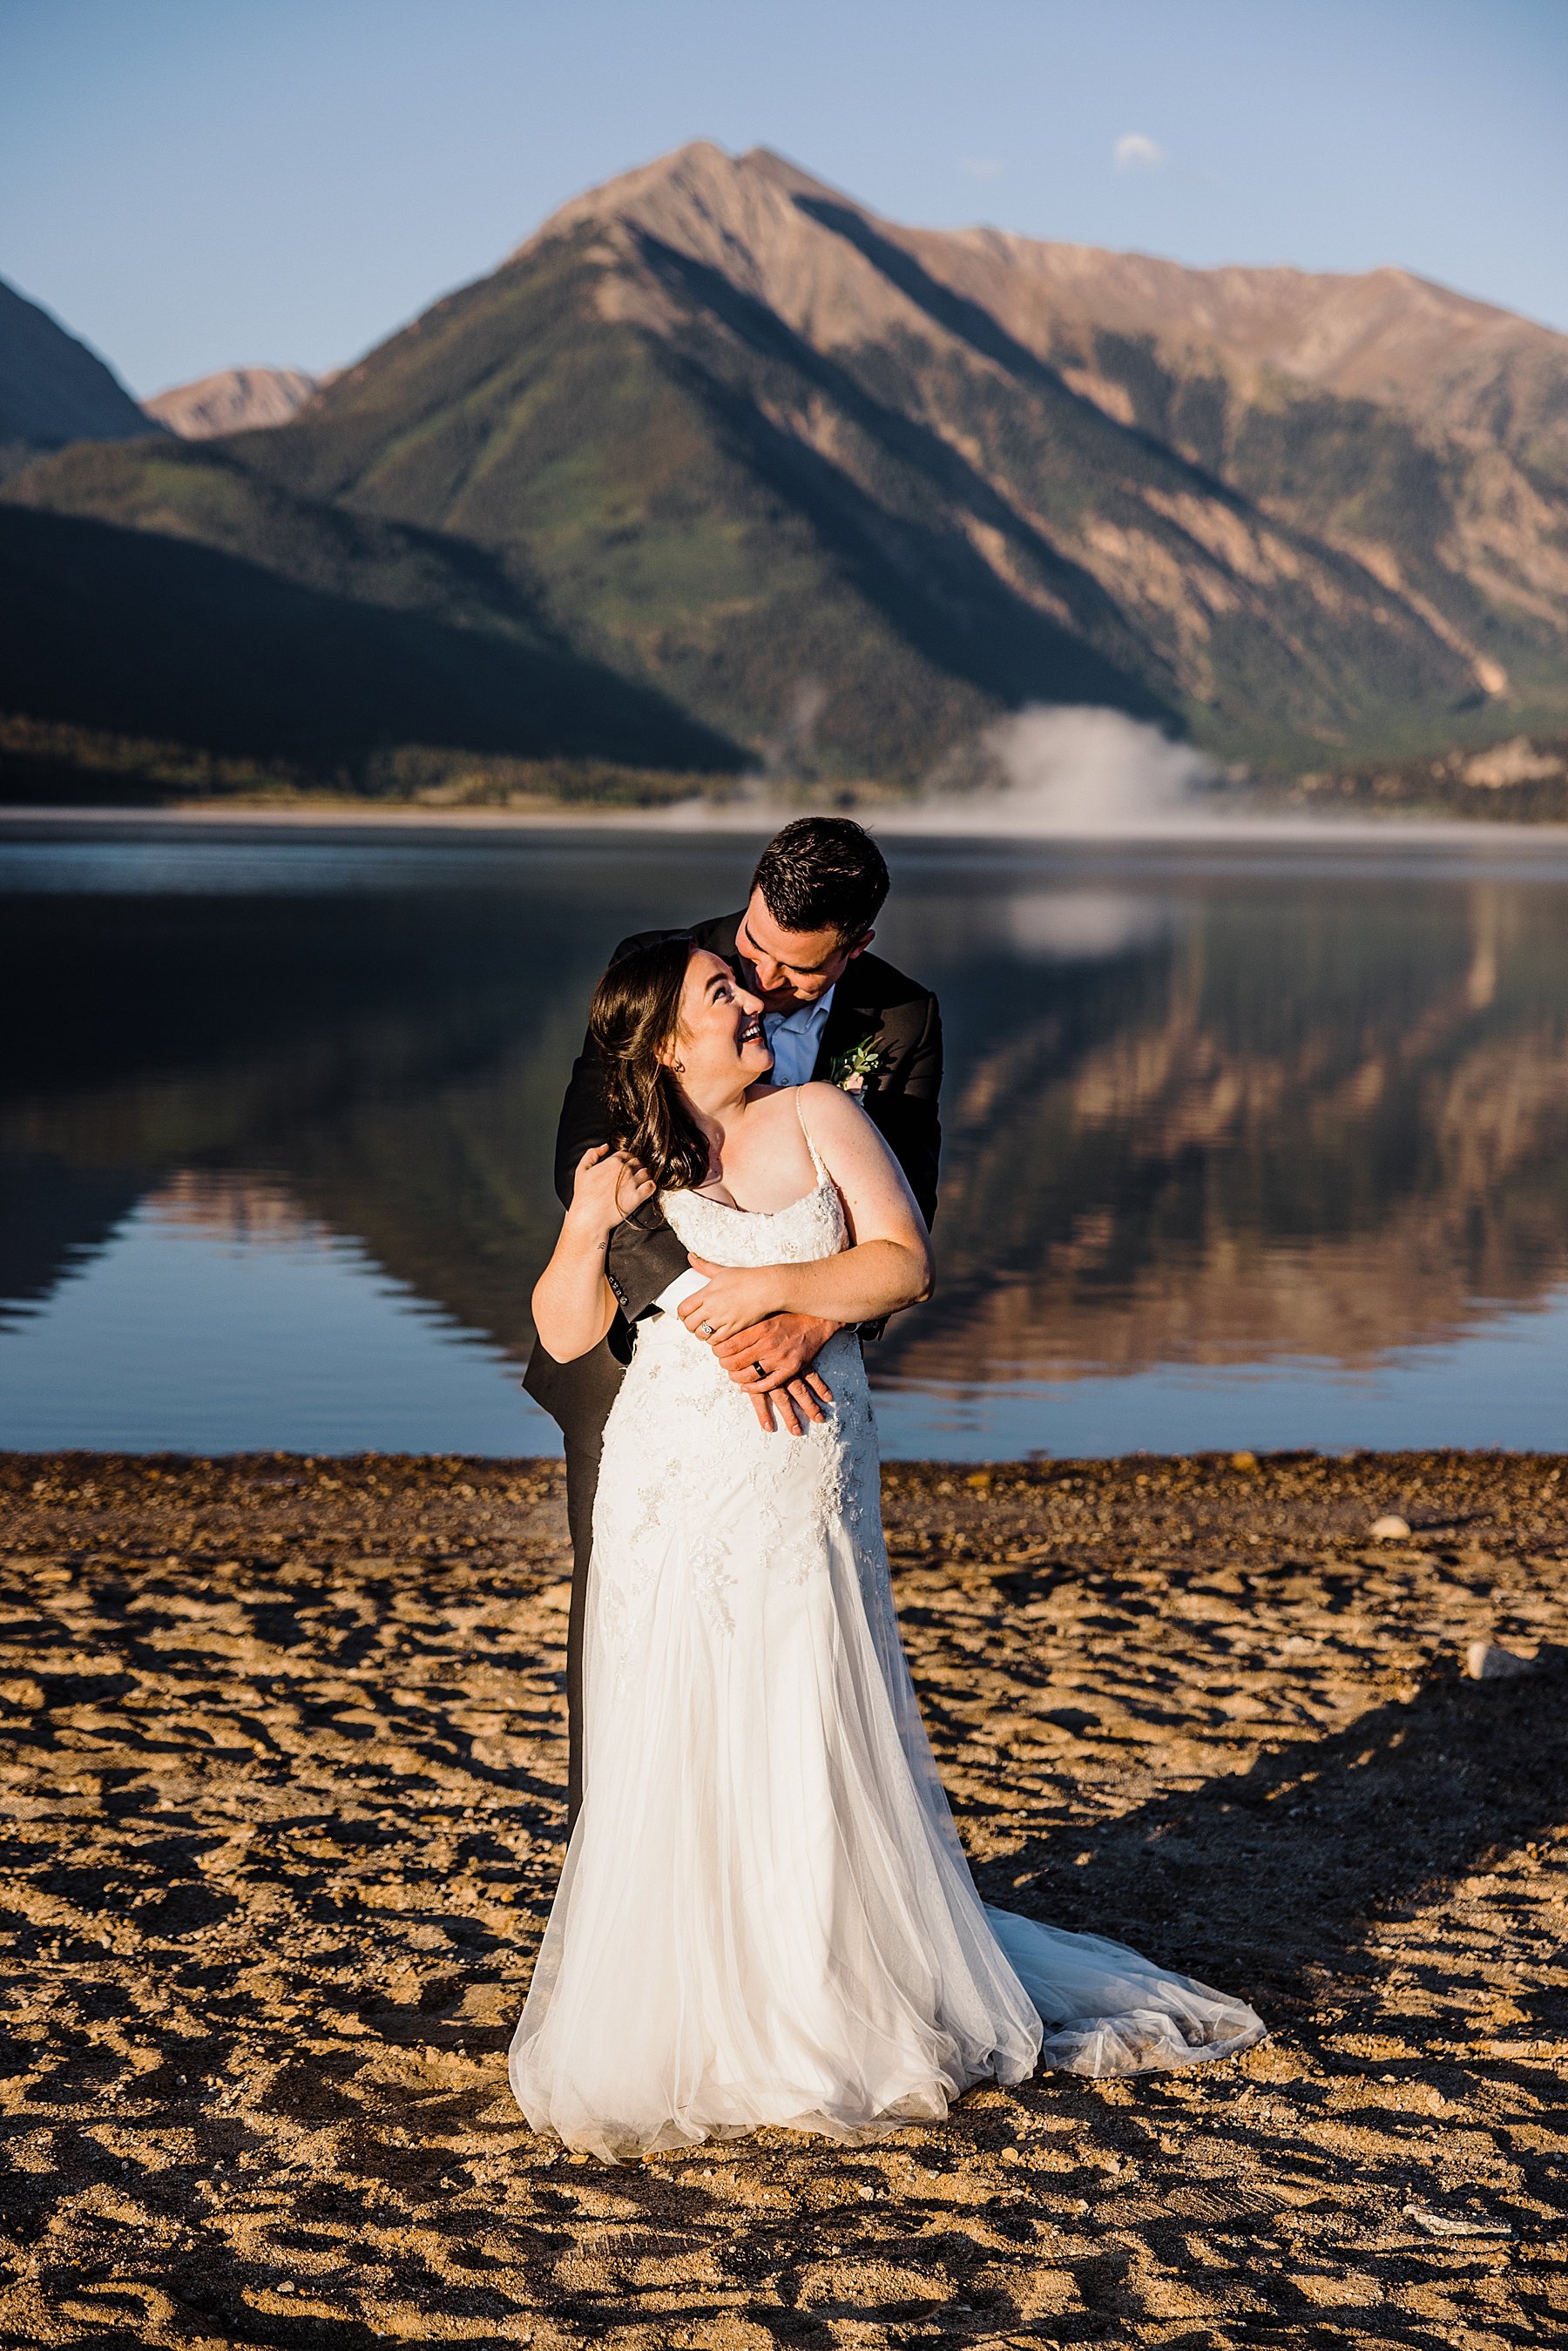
[509,1330,1263,2158]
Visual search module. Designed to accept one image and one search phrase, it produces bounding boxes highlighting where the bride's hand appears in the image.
[565,1144,655,1241]
[677,1257,783,1344]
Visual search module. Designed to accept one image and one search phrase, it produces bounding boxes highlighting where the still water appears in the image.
[3,821,1567,1460]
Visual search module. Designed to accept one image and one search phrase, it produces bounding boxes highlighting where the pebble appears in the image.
[1369,1514,1411,1540]
[1404,2204,1512,2238]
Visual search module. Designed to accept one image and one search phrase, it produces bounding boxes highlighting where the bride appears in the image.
[510,936,1264,2158]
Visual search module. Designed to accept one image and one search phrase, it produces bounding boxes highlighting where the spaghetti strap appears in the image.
[793,1087,830,1184]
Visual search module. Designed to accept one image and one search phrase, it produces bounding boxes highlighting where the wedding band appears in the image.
[751,1361,767,1380]
[697,1321,715,1338]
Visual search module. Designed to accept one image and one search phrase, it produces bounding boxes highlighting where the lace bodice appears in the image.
[659,1095,848,1269]
[659,1173,847,1269]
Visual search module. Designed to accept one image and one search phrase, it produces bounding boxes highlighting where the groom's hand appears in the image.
[714,1313,840,1437]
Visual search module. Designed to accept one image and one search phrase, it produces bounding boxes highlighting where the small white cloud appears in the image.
[960,156,1004,181]
[1113,132,1166,172]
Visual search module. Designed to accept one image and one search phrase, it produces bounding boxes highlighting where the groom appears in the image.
[524,815,943,1824]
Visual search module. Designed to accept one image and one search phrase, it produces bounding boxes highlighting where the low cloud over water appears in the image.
[892,706,1220,836]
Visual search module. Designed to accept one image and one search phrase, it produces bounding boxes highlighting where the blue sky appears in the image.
[3,0,1565,396]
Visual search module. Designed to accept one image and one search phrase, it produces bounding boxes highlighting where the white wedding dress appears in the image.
[510,1105,1265,2158]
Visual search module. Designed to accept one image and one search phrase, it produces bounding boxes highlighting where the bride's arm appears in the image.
[679,1084,933,1339]
[532,1146,656,1361]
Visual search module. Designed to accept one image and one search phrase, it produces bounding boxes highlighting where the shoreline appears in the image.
[7,798,1568,850]
[3,1447,1565,2344]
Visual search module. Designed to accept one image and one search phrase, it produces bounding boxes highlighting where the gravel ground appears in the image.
[0,1448,1565,2348]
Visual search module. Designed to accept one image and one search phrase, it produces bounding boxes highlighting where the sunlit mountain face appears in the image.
[4,829,1568,1456]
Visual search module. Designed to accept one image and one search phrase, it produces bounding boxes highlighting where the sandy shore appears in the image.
[1,1449,1565,2346]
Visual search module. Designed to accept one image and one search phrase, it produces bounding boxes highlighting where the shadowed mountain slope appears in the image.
[10,144,1568,781]
[0,275,160,472]
[0,495,740,779]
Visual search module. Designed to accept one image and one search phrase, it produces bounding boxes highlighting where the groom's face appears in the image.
[737,888,870,1014]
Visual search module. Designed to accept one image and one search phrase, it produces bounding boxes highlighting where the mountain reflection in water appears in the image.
[3,828,1568,1456]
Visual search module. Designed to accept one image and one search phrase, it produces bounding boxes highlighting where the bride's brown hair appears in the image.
[589,936,713,1192]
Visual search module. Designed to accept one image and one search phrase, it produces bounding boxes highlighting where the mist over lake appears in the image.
[4,821,1567,1460]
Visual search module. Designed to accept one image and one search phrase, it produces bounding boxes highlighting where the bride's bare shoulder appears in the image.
[794,1081,885,1154]
[795,1079,855,1122]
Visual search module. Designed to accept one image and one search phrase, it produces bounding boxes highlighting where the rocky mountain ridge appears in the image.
[517,142,1568,726]
[549,141,1568,482]
[5,143,1567,787]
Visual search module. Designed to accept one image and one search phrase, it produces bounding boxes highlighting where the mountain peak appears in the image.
[518,138,929,353]
[0,275,159,460]
[145,366,318,439]
[517,139,868,265]
[517,139,741,249]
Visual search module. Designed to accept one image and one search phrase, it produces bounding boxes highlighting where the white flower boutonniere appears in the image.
[830,1038,882,1098]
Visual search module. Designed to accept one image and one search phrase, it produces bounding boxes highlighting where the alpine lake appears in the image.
[4,816,1567,1463]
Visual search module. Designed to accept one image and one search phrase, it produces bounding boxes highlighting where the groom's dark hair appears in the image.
[753,817,889,944]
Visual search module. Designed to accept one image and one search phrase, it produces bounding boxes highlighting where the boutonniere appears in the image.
[829,1037,882,1097]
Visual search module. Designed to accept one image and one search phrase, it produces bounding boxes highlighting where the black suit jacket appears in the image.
[523,910,943,1441]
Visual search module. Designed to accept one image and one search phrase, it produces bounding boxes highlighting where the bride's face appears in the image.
[664,949,771,1094]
